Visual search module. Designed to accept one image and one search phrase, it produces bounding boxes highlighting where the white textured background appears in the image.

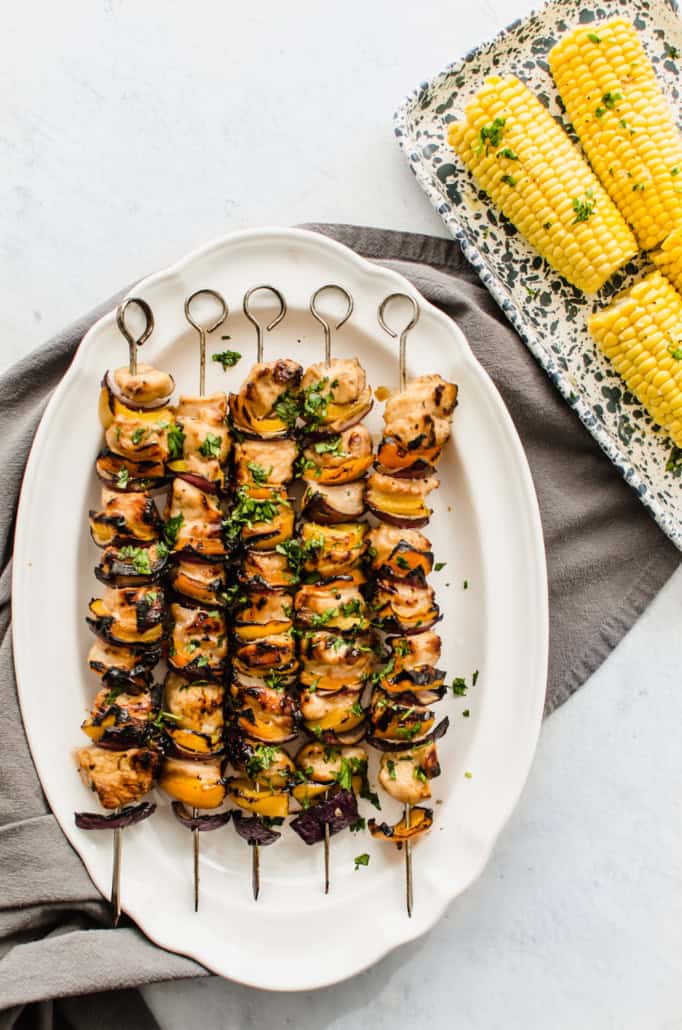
[3,1,682,1027]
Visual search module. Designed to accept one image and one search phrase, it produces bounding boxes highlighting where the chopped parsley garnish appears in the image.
[116,467,130,489]
[246,745,279,778]
[309,607,339,628]
[247,461,272,485]
[463,579,469,589]
[672,167,680,176]
[360,780,381,810]
[542,221,552,230]
[452,677,468,697]
[501,173,517,187]
[354,853,370,870]
[198,433,223,459]
[413,766,428,782]
[602,90,622,110]
[395,555,410,570]
[632,182,645,192]
[264,669,287,691]
[273,390,301,429]
[167,424,185,460]
[131,427,146,445]
[224,486,285,537]
[162,513,184,547]
[118,545,153,576]
[334,757,354,791]
[464,771,473,779]
[497,147,518,160]
[196,656,209,668]
[350,817,366,833]
[587,32,601,43]
[301,377,336,430]
[476,116,506,154]
[152,710,181,730]
[212,349,242,370]
[572,189,595,224]
[434,561,446,572]
[275,536,323,578]
[472,669,479,686]
[313,435,344,455]
[387,759,397,781]
[219,583,247,608]
[350,701,364,717]
[104,684,125,706]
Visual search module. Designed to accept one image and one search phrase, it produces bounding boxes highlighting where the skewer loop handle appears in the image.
[377,293,420,392]
[116,297,154,376]
[184,288,228,395]
[243,285,287,362]
[309,284,354,367]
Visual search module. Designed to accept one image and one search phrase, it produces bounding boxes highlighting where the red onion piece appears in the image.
[366,715,449,753]
[232,811,281,846]
[175,472,219,495]
[171,802,231,832]
[105,370,173,411]
[290,789,358,845]
[75,801,156,830]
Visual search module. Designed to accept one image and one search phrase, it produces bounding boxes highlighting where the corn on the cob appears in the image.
[651,226,682,294]
[447,75,637,293]
[588,270,682,446]
[548,18,682,251]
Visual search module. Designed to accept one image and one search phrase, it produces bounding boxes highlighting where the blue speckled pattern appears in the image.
[394,0,682,550]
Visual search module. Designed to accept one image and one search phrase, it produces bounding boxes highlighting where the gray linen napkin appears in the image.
[1,225,678,1027]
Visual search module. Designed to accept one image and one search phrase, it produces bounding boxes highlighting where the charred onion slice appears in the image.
[89,489,161,547]
[159,756,226,809]
[294,581,368,633]
[370,578,440,635]
[232,811,281,846]
[367,714,449,753]
[231,634,298,674]
[289,788,358,845]
[75,745,161,809]
[87,587,165,649]
[368,806,433,846]
[234,589,293,641]
[167,558,226,606]
[234,437,298,486]
[225,776,290,818]
[102,365,174,416]
[95,449,167,492]
[366,524,433,580]
[229,393,290,439]
[166,478,227,559]
[300,424,373,484]
[94,541,169,587]
[81,684,160,747]
[168,603,227,680]
[230,681,299,744]
[75,801,157,830]
[299,520,367,579]
[88,638,160,691]
[171,802,231,831]
[314,722,367,746]
[301,480,365,524]
[366,471,439,528]
[239,548,294,590]
[164,672,224,753]
[369,689,435,743]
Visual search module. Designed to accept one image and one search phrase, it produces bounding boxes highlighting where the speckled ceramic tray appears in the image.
[394,0,682,550]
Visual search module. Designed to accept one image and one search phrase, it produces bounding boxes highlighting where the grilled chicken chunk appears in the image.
[167,558,226,605]
[104,409,172,464]
[381,375,457,452]
[75,745,161,809]
[302,358,366,406]
[168,603,227,677]
[299,521,367,577]
[87,586,165,647]
[166,477,225,557]
[368,524,431,567]
[239,548,293,589]
[295,581,367,632]
[294,742,367,784]
[377,740,440,805]
[89,488,161,547]
[175,393,231,485]
[302,423,372,470]
[165,671,224,738]
[234,438,298,486]
[241,360,302,419]
[111,364,174,407]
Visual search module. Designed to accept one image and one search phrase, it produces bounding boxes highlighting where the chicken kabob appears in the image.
[155,289,233,912]
[222,285,301,900]
[76,298,175,924]
[365,293,457,917]
[289,285,375,893]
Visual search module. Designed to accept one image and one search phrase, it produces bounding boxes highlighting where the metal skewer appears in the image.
[310,284,353,369]
[107,298,156,925]
[309,284,354,895]
[243,285,286,362]
[182,289,228,911]
[184,288,228,395]
[378,292,421,918]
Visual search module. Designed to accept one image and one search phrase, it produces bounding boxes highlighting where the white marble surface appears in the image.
[3,1,681,1027]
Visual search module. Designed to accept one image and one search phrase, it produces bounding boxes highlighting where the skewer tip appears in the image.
[252,843,260,901]
[324,821,331,895]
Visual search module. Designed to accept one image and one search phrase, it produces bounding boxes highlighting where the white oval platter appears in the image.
[12,226,548,990]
